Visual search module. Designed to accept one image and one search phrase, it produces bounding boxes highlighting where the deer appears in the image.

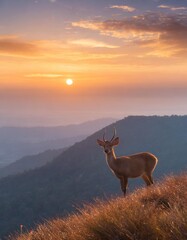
[97,129,158,196]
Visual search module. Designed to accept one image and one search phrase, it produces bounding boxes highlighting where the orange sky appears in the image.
[0,0,187,126]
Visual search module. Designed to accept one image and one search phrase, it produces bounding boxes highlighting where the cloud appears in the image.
[26,73,63,78]
[72,12,187,50]
[49,0,56,2]
[0,35,39,57]
[69,39,119,48]
[72,17,159,43]
[158,5,187,11]
[110,5,136,12]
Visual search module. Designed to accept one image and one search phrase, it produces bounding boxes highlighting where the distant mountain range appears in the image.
[0,118,116,166]
[0,148,65,179]
[0,115,187,238]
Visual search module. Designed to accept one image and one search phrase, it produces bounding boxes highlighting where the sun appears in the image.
[66,79,73,86]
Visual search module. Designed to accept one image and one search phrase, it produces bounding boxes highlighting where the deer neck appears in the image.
[106,149,116,169]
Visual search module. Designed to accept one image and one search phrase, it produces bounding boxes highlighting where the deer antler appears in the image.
[103,129,106,142]
[110,127,117,142]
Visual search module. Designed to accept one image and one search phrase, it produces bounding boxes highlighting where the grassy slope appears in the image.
[14,174,187,240]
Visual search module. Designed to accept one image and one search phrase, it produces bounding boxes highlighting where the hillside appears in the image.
[0,118,115,166]
[0,115,187,238]
[0,148,65,179]
[14,174,187,240]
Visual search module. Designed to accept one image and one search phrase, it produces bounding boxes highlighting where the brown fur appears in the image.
[97,137,158,196]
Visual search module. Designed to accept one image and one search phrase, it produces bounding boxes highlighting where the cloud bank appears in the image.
[72,12,187,50]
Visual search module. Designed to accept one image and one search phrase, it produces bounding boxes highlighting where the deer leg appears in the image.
[142,173,152,186]
[146,173,154,184]
[120,177,128,196]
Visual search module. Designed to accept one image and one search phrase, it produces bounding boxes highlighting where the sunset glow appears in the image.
[0,0,187,126]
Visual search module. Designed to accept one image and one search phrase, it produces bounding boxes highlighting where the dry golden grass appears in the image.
[13,174,187,240]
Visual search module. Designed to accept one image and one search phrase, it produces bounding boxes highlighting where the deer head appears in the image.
[97,128,119,154]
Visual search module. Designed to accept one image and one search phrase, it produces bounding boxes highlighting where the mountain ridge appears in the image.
[0,118,116,166]
[0,148,65,179]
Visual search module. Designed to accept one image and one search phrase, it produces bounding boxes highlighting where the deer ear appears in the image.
[111,137,119,146]
[97,139,105,147]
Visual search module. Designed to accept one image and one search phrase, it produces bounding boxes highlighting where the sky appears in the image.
[0,0,187,126]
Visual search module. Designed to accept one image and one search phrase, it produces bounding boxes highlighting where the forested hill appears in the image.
[0,115,187,238]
